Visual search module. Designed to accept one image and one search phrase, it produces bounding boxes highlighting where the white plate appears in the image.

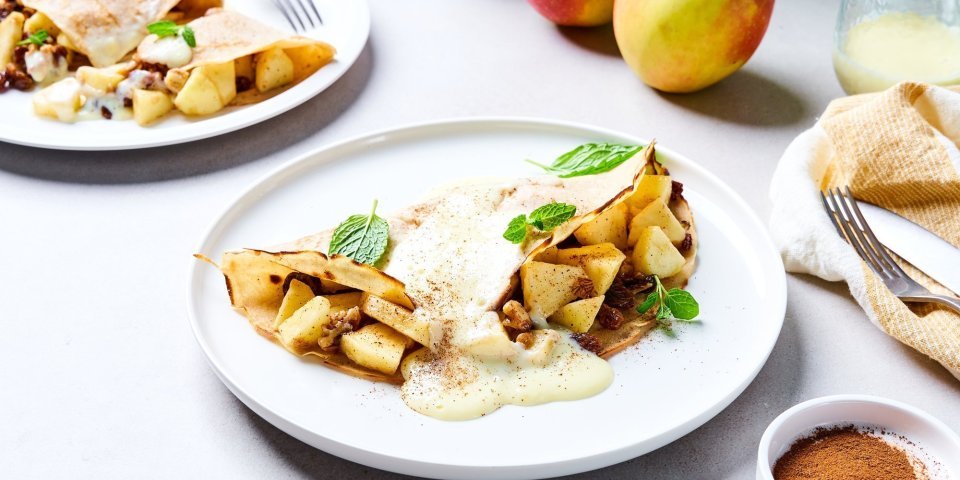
[0,0,369,151]
[188,118,787,479]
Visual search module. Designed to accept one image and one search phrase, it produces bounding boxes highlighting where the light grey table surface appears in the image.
[2,0,958,478]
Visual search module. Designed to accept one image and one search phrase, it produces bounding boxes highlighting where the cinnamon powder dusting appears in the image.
[773,425,925,480]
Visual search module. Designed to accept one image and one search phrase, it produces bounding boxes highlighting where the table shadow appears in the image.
[0,43,374,185]
[556,24,621,58]
[656,70,808,127]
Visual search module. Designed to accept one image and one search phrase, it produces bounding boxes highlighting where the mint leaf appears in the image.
[329,200,389,266]
[504,202,577,245]
[147,20,196,48]
[636,293,658,315]
[503,214,529,244]
[527,143,644,178]
[664,288,699,320]
[528,202,576,231]
[180,26,196,48]
[147,20,180,37]
[17,30,48,46]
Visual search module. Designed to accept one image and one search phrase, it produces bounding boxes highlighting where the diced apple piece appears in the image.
[173,71,224,115]
[548,296,605,333]
[326,291,363,312]
[632,226,686,277]
[277,295,332,352]
[235,55,254,81]
[254,47,294,93]
[0,12,24,67]
[195,61,237,105]
[32,77,81,122]
[460,311,516,358]
[574,203,629,250]
[360,293,430,345]
[534,245,558,263]
[556,243,626,296]
[76,66,126,92]
[272,279,315,329]
[132,89,174,126]
[628,200,686,245]
[341,322,409,375]
[626,175,672,214]
[24,12,59,36]
[284,43,335,79]
[520,261,590,322]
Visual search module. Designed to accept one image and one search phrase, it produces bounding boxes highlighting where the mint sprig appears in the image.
[147,20,196,48]
[527,143,644,178]
[328,200,390,266]
[636,275,700,336]
[17,30,48,47]
[503,202,577,244]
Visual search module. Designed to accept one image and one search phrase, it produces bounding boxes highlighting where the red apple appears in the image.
[527,0,614,27]
[613,0,774,93]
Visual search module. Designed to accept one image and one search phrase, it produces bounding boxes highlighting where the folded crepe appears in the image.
[211,142,697,387]
[159,8,335,106]
[22,0,220,67]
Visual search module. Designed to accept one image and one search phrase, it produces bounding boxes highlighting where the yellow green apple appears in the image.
[613,0,774,93]
[527,0,614,27]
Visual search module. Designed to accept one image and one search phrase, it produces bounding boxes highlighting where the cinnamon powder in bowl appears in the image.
[772,425,924,480]
[756,395,960,480]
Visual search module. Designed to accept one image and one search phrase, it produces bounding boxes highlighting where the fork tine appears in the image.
[307,0,323,25]
[833,187,891,277]
[291,0,315,28]
[825,188,888,278]
[272,0,298,31]
[280,0,306,32]
[820,191,845,238]
[842,186,911,278]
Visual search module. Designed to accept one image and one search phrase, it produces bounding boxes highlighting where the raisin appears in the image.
[101,106,113,120]
[679,234,693,253]
[571,333,602,355]
[235,76,252,92]
[670,180,684,202]
[597,304,626,330]
[604,280,635,310]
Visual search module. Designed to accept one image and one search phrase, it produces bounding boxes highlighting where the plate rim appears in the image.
[0,0,370,151]
[186,116,787,478]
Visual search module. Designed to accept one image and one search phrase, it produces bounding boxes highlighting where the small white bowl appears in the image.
[757,395,960,480]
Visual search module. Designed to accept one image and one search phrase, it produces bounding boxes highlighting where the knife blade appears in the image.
[858,201,960,296]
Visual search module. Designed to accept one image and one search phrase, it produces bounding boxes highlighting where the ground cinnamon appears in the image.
[773,425,921,480]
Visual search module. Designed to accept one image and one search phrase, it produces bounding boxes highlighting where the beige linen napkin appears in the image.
[769,82,960,379]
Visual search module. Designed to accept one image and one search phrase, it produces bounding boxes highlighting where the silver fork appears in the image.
[820,186,960,313]
[272,0,323,33]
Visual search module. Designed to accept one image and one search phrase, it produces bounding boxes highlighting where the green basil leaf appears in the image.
[503,214,529,244]
[328,200,390,266]
[636,292,658,314]
[664,288,699,320]
[528,202,576,231]
[17,30,48,46]
[527,143,644,178]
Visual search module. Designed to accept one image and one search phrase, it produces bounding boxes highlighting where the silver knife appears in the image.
[858,201,960,296]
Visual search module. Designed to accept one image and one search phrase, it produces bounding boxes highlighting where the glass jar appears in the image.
[834,0,960,94]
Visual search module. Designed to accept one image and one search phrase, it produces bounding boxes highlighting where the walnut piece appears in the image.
[573,276,596,299]
[318,306,361,351]
[515,332,535,349]
[502,300,532,332]
[597,304,626,330]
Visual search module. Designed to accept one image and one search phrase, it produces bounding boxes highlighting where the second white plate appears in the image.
[189,118,787,479]
[0,0,369,150]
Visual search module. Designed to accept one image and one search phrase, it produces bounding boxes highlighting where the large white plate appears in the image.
[0,0,369,151]
[188,118,787,479]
